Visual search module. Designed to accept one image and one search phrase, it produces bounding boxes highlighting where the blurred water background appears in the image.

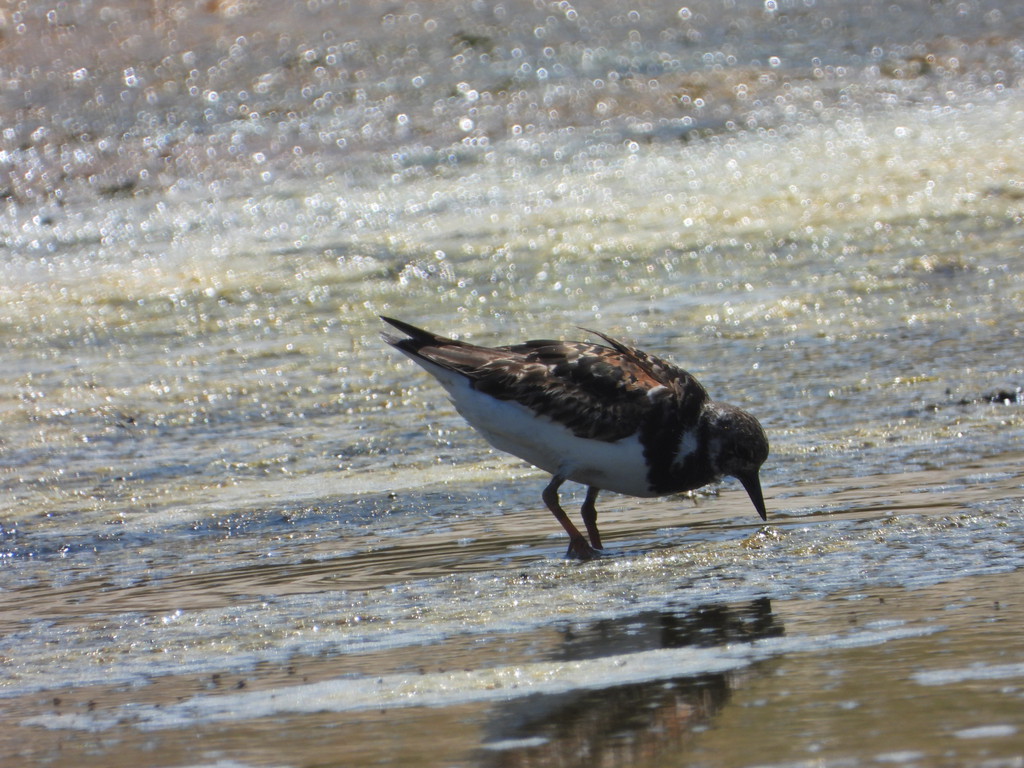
[1,1,1023,766]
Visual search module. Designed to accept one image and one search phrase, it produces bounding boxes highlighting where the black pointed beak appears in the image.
[738,472,767,521]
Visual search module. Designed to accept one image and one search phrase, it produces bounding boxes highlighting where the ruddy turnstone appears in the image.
[381,316,769,560]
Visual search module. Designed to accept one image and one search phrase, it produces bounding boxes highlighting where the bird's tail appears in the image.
[381,316,510,378]
[379,316,449,346]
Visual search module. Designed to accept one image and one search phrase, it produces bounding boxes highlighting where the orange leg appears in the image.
[542,476,600,560]
[580,486,603,550]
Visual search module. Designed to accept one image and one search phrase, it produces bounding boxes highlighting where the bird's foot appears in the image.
[565,537,603,561]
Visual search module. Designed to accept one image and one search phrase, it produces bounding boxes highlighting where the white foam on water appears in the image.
[22,622,941,733]
[873,751,926,764]
[912,662,1024,687]
[481,737,550,751]
[952,725,1018,740]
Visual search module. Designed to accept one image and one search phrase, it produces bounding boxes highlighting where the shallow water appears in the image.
[2,1,1024,767]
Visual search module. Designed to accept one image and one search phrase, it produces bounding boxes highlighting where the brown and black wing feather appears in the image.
[381,317,709,446]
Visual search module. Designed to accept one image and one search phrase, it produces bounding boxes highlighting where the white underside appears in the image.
[403,352,657,497]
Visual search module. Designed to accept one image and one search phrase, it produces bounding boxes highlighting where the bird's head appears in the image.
[707,403,769,521]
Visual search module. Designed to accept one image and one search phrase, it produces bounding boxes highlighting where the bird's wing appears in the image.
[474,335,709,442]
[381,317,708,442]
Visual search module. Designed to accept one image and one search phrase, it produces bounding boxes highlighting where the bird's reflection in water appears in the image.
[479,598,781,768]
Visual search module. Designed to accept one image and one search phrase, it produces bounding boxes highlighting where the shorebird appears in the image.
[381,316,769,560]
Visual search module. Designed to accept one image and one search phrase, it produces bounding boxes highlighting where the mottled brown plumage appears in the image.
[381,316,769,559]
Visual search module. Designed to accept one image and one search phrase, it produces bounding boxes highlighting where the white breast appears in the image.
[446,382,657,497]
